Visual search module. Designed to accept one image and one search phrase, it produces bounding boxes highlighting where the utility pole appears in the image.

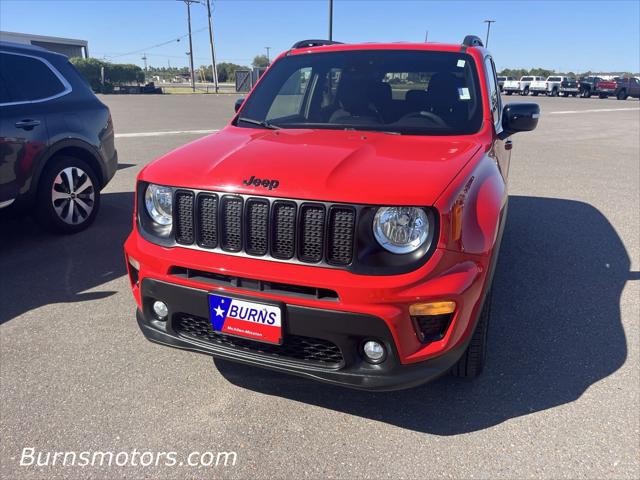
[483,19,496,47]
[424,30,428,42]
[205,0,219,93]
[141,53,148,71]
[178,0,197,92]
[328,0,333,41]
[265,46,271,64]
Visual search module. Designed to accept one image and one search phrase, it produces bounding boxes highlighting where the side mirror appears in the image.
[500,103,540,138]
[234,97,245,113]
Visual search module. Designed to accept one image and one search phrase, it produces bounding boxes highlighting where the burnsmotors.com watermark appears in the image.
[19,447,237,468]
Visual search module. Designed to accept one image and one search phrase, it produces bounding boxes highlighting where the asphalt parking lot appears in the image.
[1,94,639,479]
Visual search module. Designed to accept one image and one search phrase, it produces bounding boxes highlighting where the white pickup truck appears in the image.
[503,76,544,96]
[530,76,566,96]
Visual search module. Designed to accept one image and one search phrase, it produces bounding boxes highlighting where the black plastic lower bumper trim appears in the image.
[136,278,469,391]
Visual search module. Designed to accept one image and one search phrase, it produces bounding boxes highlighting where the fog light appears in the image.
[153,300,168,320]
[362,340,386,363]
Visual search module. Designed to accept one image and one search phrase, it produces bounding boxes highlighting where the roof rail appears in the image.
[291,39,343,49]
[462,35,484,47]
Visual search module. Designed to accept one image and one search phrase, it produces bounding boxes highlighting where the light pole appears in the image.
[484,19,496,47]
[265,46,271,64]
[328,0,333,41]
[178,0,197,92]
[205,0,219,93]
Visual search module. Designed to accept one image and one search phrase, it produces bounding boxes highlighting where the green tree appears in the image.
[70,57,145,92]
[216,62,249,83]
[252,54,269,68]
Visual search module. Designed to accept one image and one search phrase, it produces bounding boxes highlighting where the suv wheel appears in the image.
[451,288,492,378]
[35,156,101,234]
[583,89,592,98]
[522,87,529,96]
[617,89,628,100]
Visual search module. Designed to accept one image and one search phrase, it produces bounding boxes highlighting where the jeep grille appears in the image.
[173,189,356,267]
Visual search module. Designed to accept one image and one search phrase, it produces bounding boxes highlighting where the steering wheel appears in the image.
[400,111,448,128]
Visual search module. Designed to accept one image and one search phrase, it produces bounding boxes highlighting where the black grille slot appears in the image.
[298,204,325,263]
[174,191,194,244]
[196,194,218,248]
[245,199,269,256]
[327,207,355,265]
[220,196,243,252]
[271,201,296,259]
[175,314,344,367]
[169,266,339,301]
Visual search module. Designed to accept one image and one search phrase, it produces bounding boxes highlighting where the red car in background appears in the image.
[124,36,539,390]
[594,79,618,98]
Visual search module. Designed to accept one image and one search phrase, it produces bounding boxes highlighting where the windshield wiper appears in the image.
[237,117,280,130]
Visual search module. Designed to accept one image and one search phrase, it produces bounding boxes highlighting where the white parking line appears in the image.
[549,107,640,115]
[115,129,219,138]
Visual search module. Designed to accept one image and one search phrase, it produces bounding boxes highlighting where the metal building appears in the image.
[0,31,89,58]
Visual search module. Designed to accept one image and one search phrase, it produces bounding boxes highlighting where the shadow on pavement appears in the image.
[0,192,132,325]
[216,195,635,435]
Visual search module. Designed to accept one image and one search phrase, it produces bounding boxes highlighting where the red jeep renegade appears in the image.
[124,36,539,390]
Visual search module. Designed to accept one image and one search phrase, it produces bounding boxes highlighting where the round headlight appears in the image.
[373,207,429,254]
[145,184,173,226]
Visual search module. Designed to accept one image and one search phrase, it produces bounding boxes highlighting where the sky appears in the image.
[1,0,639,73]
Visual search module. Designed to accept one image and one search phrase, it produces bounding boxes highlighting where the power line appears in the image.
[106,26,208,60]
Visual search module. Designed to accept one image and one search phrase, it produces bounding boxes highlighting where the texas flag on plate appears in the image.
[209,294,283,345]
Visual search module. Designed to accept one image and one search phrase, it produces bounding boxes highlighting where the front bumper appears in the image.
[125,228,493,390]
[136,278,474,390]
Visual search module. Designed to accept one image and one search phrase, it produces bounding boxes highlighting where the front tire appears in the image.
[617,89,628,100]
[34,156,101,234]
[451,289,492,378]
[522,87,530,96]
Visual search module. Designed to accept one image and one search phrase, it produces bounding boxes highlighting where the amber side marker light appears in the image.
[409,301,456,316]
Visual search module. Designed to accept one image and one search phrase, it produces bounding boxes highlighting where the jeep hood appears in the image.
[141,126,482,206]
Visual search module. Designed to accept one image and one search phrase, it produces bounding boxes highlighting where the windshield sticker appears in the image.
[456,59,466,68]
[458,87,471,100]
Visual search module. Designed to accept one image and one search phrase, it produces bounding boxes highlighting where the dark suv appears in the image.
[0,41,117,233]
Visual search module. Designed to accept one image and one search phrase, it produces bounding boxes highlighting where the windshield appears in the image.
[236,50,483,136]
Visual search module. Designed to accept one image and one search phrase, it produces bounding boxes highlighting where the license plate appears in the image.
[208,294,283,345]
